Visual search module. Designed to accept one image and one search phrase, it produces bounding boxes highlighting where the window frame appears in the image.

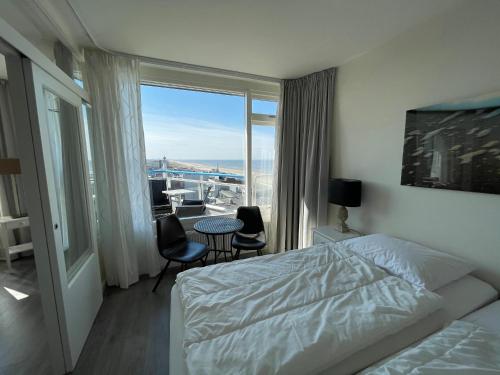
[140,77,279,217]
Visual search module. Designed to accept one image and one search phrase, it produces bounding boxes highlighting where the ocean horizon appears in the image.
[146,159,274,173]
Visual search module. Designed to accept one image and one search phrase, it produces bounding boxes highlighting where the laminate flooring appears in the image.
[0,256,52,375]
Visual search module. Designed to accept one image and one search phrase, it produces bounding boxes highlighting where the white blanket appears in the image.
[360,320,500,374]
[176,242,443,375]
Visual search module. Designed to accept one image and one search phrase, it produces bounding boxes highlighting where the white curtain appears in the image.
[270,68,335,251]
[83,49,160,288]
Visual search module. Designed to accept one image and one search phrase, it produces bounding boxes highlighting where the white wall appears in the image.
[330,0,500,289]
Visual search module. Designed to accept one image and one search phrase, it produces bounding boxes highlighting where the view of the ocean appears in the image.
[148,159,274,174]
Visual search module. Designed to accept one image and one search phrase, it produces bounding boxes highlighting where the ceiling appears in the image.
[3,0,465,79]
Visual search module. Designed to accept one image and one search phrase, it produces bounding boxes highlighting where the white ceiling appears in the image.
[3,0,465,79]
[0,0,89,59]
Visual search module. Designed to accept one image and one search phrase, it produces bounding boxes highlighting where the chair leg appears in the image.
[257,249,263,256]
[152,260,171,292]
[235,249,241,260]
[200,257,206,266]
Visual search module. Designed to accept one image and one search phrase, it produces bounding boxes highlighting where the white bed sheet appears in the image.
[170,284,442,375]
[170,274,497,375]
[359,320,500,374]
[176,243,442,375]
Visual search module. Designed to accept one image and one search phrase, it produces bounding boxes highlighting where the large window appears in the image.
[141,84,277,219]
[251,99,278,221]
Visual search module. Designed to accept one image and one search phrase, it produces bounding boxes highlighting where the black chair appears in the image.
[149,179,172,217]
[152,214,209,292]
[231,206,266,260]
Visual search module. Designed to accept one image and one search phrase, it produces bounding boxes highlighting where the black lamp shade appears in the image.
[328,178,362,207]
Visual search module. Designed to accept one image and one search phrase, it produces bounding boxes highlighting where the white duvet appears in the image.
[361,320,500,374]
[176,242,443,375]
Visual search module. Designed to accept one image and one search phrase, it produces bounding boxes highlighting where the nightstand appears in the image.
[0,216,33,270]
[312,225,361,245]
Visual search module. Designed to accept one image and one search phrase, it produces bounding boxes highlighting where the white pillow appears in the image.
[342,234,474,291]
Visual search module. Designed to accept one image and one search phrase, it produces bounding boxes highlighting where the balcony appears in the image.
[148,165,272,221]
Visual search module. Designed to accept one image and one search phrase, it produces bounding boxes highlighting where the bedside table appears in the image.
[312,225,361,245]
[0,216,33,270]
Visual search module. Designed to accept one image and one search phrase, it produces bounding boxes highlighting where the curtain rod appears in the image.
[66,0,281,84]
[132,54,282,84]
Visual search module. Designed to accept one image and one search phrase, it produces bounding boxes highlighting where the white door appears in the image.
[23,60,102,372]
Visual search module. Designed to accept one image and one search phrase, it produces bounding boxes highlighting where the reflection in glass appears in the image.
[251,124,276,222]
[81,103,98,223]
[252,99,278,116]
[45,90,91,275]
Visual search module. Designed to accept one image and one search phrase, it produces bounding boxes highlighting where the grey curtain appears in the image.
[270,68,335,251]
[0,80,18,217]
[0,79,30,244]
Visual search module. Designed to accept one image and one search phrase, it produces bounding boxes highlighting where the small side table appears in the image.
[194,217,243,263]
[0,216,33,270]
[312,225,361,245]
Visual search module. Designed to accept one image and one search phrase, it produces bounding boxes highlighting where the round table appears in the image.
[194,217,244,263]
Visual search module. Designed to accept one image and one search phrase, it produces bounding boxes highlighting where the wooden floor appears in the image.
[73,269,178,375]
[74,253,257,375]
[0,256,53,375]
[2,253,255,374]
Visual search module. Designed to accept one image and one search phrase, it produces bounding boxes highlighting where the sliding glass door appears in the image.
[22,60,102,372]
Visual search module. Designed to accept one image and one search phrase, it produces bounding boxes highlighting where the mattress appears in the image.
[435,274,498,322]
[169,274,496,375]
[463,300,500,333]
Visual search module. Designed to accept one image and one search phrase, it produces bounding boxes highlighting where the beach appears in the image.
[166,159,243,176]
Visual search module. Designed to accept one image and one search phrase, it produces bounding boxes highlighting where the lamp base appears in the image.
[337,206,350,233]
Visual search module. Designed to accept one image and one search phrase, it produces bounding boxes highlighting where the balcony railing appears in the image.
[148,168,273,220]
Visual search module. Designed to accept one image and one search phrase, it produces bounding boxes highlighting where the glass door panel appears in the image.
[251,124,276,222]
[25,61,102,371]
[44,90,91,276]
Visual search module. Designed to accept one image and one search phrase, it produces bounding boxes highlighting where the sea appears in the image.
[148,159,274,174]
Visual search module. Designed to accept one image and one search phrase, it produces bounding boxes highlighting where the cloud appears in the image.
[143,112,246,159]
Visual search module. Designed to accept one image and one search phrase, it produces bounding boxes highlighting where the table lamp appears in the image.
[328,178,362,233]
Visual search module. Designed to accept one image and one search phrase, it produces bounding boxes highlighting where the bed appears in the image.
[360,301,500,374]
[169,234,497,375]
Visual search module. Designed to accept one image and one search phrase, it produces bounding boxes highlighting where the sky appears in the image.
[141,85,277,160]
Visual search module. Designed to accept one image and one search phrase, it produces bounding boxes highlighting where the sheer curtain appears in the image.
[270,68,336,251]
[84,49,160,288]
